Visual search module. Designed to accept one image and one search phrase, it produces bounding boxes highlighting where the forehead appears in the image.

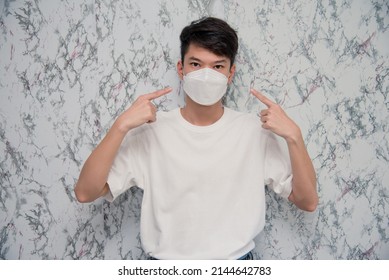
[184,44,230,64]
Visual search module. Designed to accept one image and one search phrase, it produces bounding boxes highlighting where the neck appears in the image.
[181,98,224,126]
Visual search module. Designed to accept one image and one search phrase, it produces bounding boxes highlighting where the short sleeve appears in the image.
[264,132,293,199]
[104,129,142,202]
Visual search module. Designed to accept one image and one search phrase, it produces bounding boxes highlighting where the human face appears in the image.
[177,44,236,83]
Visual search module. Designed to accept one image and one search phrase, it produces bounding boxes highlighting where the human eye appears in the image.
[190,62,200,68]
[214,64,224,70]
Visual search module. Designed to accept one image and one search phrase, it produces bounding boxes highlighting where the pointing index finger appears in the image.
[144,87,172,100]
[250,89,275,108]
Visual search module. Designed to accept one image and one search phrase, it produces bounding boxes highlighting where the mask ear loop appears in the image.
[178,79,186,107]
[179,79,183,97]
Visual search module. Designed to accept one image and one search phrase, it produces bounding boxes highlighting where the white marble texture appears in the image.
[0,0,388,259]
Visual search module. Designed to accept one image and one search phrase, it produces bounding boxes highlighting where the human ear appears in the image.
[177,60,184,80]
[228,64,236,84]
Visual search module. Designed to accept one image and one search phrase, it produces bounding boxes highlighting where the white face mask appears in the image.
[183,68,228,106]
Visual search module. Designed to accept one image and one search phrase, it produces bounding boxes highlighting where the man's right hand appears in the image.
[115,87,172,133]
[74,87,172,203]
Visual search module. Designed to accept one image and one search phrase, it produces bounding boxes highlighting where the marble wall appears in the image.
[0,0,388,260]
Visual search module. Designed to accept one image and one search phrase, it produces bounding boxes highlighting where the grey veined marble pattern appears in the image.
[0,0,388,259]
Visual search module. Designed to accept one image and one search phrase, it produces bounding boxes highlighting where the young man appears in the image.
[75,17,318,260]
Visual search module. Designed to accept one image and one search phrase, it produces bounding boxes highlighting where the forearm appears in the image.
[285,130,318,211]
[75,122,127,203]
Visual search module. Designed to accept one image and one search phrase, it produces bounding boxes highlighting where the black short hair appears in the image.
[179,17,238,67]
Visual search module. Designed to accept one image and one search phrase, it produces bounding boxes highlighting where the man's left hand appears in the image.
[250,88,301,143]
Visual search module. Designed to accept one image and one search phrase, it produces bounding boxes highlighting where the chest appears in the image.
[146,123,264,176]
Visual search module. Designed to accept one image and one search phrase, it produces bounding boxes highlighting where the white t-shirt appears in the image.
[105,107,292,259]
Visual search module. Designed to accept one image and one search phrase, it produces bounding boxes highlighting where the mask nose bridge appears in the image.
[203,68,212,79]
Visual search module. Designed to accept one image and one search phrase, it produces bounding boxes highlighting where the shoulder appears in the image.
[224,107,261,126]
[119,109,179,147]
[224,107,272,141]
[156,107,179,116]
[154,107,180,127]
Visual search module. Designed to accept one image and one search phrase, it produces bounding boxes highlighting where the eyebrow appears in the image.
[188,56,228,64]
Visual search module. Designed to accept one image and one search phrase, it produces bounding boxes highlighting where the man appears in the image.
[75,17,318,260]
